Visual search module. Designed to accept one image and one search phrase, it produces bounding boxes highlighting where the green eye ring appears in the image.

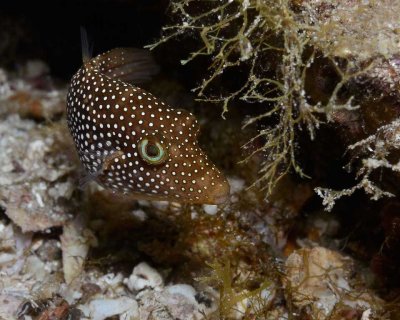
[138,137,168,165]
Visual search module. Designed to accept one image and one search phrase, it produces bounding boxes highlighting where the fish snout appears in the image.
[208,178,230,204]
[195,171,230,205]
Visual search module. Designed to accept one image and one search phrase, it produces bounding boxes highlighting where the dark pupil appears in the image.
[146,143,159,157]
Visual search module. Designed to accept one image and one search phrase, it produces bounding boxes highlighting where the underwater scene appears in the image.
[0,0,399,319]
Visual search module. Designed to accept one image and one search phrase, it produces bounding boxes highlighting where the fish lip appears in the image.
[209,181,230,205]
[212,193,229,205]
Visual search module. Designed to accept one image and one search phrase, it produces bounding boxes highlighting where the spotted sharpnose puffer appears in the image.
[66,47,230,204]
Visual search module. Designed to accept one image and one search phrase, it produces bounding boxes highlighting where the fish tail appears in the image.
[94,48,159,84]
[80,26,93,64]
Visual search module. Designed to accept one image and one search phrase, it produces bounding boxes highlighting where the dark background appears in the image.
[0,0,173,80]
[2,1,400,291]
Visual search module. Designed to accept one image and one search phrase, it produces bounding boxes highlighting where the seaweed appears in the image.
[146,0,382,197]
[200,258,276,319]
[316,119,400,211]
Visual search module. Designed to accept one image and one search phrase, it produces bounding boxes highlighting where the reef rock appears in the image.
[284,247,383,319]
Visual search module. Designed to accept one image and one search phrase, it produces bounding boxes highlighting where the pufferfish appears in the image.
[66,44,230,204]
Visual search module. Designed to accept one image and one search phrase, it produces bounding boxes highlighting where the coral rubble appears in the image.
[1,0,400,318]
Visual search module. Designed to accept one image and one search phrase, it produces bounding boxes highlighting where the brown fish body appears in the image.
[67,48,229,204]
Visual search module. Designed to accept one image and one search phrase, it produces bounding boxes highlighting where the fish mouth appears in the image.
[207,179,230,205]
[212,193,229,205]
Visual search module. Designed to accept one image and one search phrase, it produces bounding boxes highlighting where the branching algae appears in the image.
[316,119,400,211]
[146,0,390,197]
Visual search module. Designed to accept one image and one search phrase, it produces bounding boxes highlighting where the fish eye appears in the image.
[138,137,168,165]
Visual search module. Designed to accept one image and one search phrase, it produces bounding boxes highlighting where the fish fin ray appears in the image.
[95,48,159,84]
[79,171,100,190]
[80,26,93,64]
[78,149,124,189]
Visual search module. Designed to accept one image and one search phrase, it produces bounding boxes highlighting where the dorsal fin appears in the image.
[80,27,93,64]
[92,48,159,84]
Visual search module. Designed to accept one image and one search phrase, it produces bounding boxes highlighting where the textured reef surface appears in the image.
[0,1,400,319]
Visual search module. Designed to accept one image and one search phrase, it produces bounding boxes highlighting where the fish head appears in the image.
[131,108,230,204]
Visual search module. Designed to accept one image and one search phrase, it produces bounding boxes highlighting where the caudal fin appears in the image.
[92,48,159,84]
